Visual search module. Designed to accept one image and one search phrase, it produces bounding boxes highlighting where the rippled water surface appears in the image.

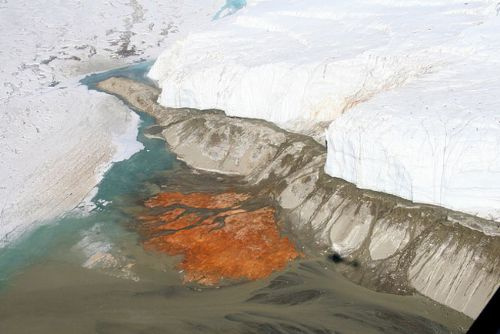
[0,63,472,334]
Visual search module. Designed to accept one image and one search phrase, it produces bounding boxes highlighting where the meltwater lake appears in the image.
[0,63,471,334]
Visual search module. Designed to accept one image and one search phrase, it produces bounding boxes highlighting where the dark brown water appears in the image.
[0,248,470,334]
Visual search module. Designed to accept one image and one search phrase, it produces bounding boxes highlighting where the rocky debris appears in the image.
[74,224,140,282]
[97,77,500,318]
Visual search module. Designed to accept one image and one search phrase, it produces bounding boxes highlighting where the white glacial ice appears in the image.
[149,0,500,222]
[325,18,500,222]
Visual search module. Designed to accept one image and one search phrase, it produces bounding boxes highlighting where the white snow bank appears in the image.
[0,84,142,246]
[150,0,500,221]
[326,18,500,222]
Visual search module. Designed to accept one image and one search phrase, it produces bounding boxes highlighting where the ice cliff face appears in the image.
[149,0,495,126]
[149,0,500,221]
[325,17,500,222]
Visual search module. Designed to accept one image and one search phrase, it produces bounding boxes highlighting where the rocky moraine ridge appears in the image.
[97,77,499,319]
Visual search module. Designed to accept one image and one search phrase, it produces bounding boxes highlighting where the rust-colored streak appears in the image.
[138,192,300,285]
[144,192,250,209]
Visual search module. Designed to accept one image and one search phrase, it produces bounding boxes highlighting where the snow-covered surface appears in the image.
[0,85,142,245]
[0,0,222,246]
[150,0,500,222]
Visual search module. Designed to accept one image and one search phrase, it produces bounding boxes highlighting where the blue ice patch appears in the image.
[213,0,247,20]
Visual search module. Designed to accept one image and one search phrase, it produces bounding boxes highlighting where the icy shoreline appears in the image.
[0,83,142,246]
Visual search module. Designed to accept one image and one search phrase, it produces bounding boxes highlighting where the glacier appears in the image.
[149,0,500,222]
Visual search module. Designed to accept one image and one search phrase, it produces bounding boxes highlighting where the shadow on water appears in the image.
[327,252,360,268]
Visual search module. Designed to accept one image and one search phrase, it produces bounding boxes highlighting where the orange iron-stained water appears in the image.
[137,192,300,285]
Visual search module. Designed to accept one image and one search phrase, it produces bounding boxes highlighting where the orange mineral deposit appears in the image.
[137,192,300,285]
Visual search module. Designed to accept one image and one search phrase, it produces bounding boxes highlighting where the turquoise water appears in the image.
[0,62,174,287]
[80,60,156,90]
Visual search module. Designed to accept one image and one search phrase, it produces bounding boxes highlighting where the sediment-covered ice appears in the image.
[150,0,500,221]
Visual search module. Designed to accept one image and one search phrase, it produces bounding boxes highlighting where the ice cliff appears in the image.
[325,14,500,222]
[149,0,500,221]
